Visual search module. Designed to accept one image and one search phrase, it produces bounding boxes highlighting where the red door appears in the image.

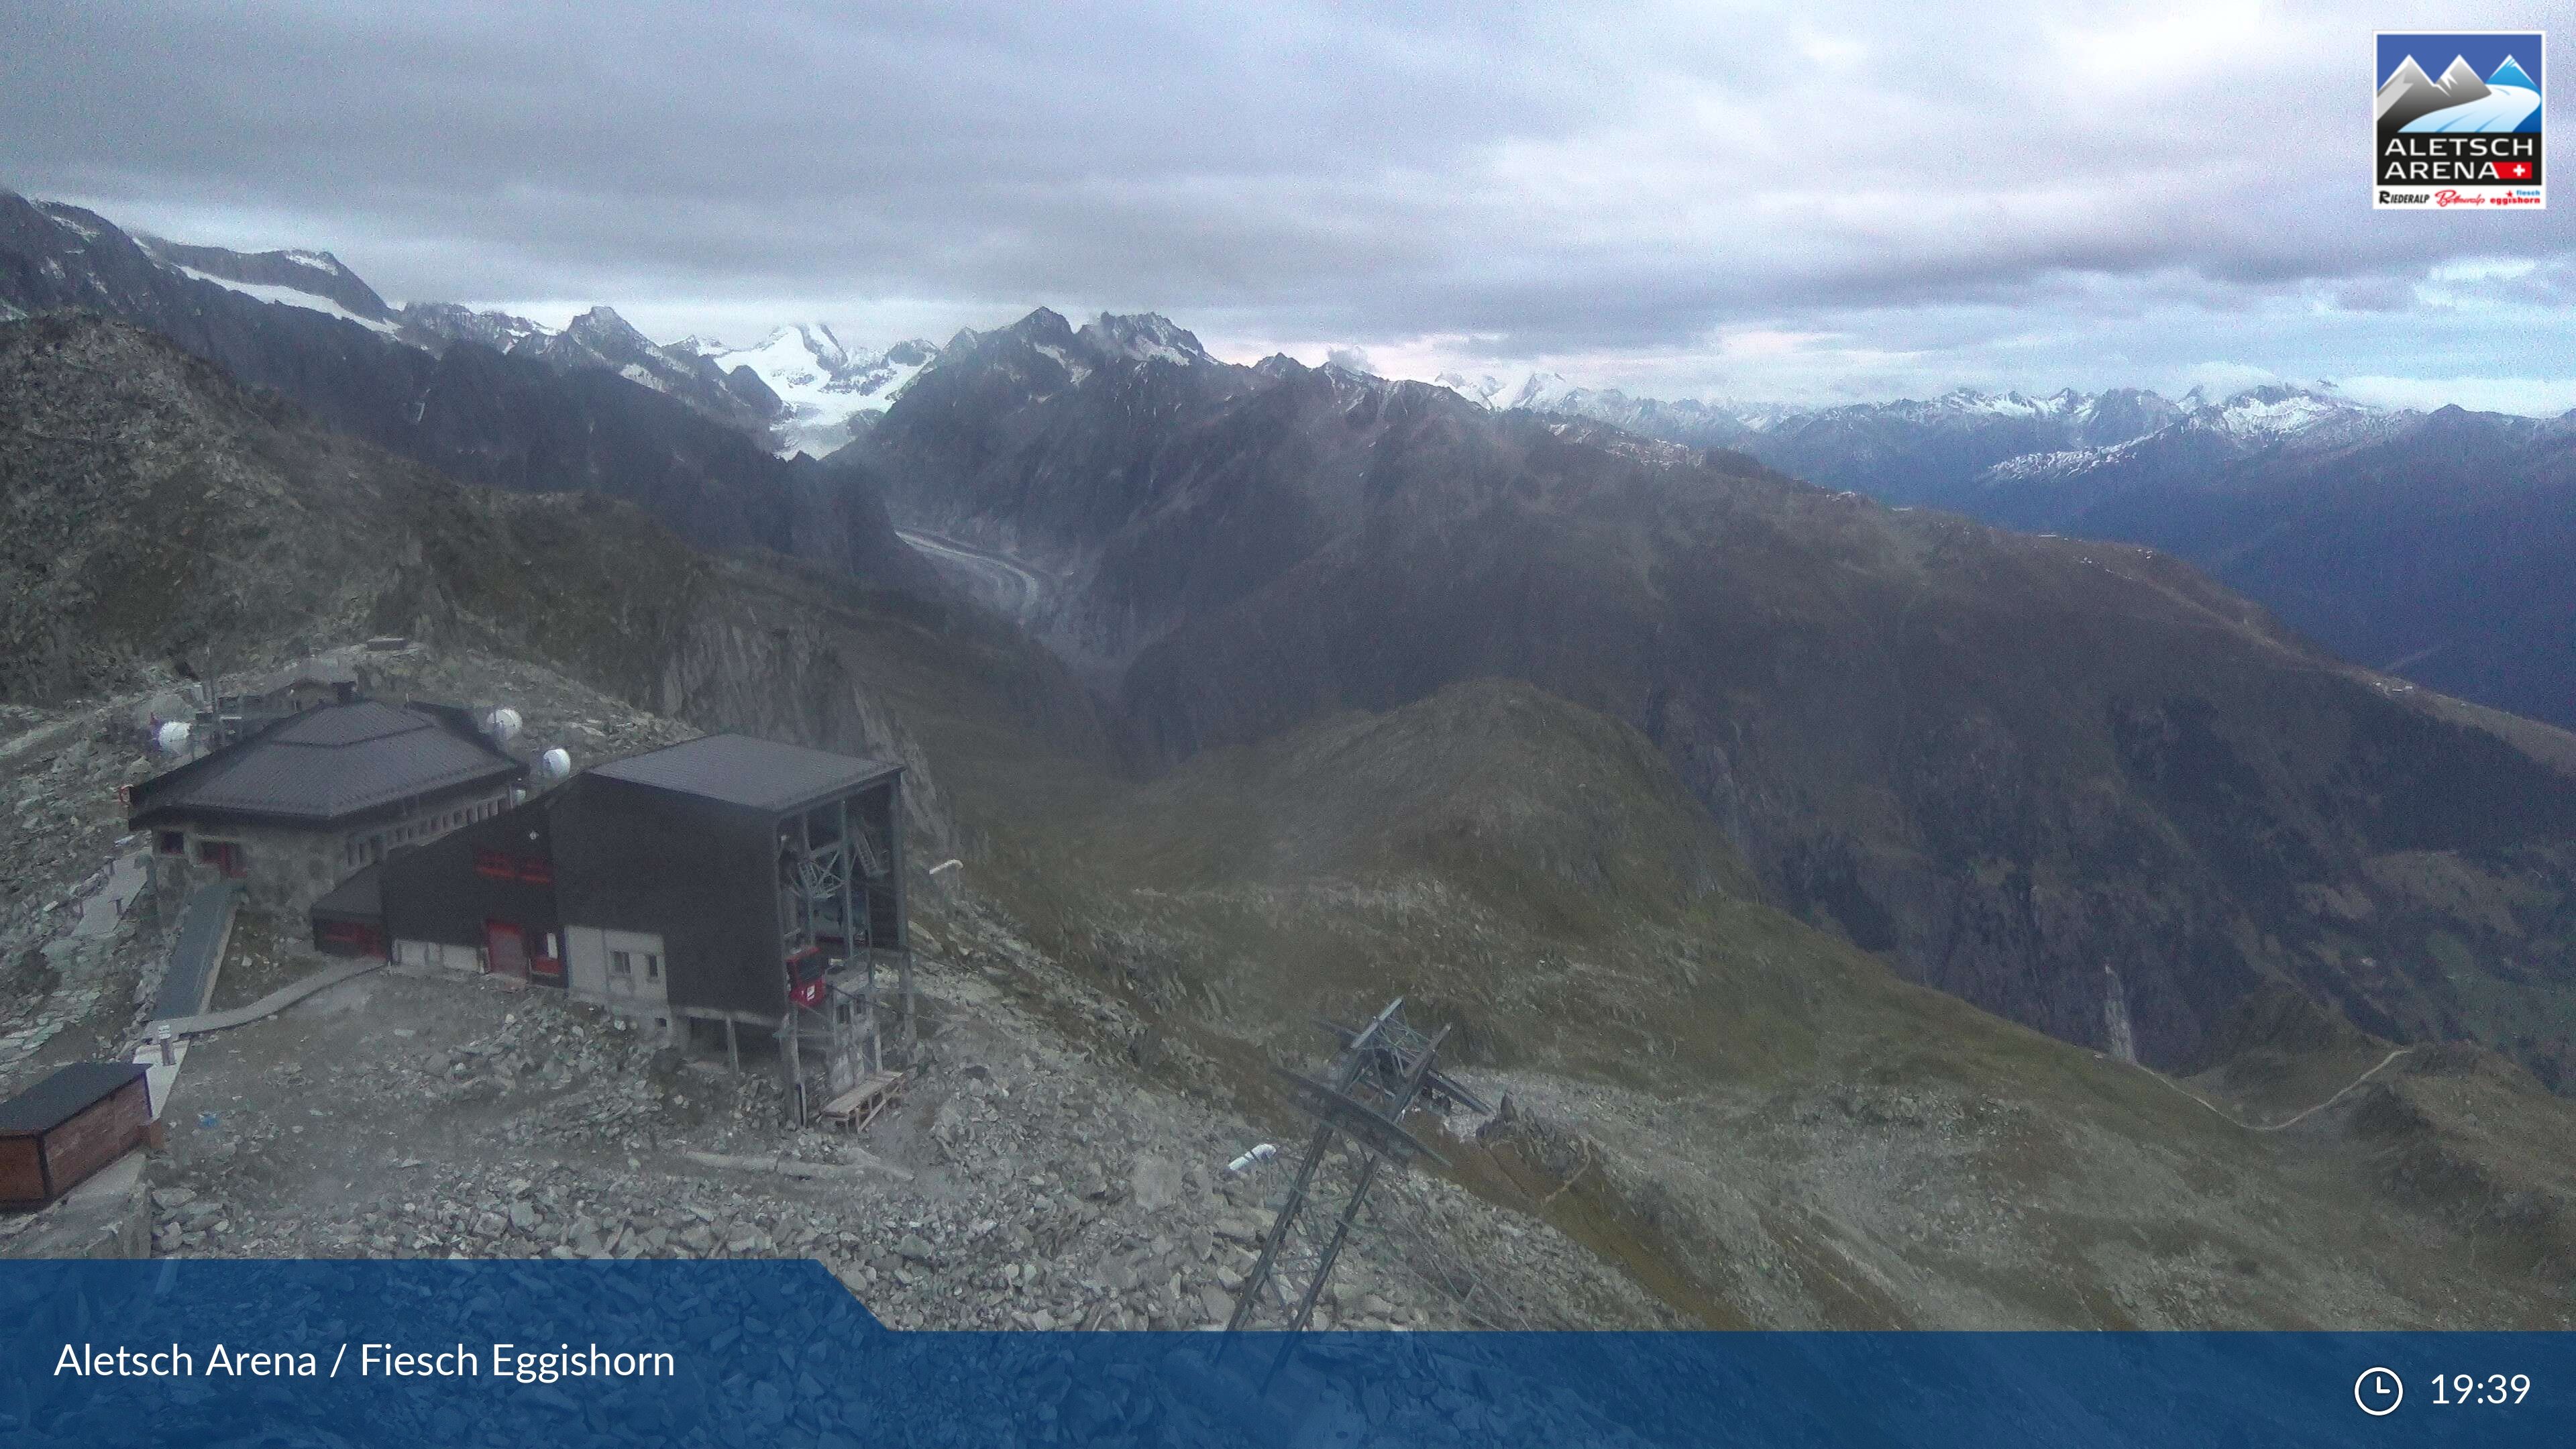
[484,921,529,981]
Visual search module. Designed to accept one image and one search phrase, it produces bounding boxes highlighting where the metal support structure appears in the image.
[837,795,857,980]
[778,785,912,1114]
[900,950,916,1063]
[1220,997,1479,1383]
[888,780,914,1062]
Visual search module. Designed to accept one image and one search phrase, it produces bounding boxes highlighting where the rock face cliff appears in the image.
[0,312,1102,847]
[15,307,2576,1332]
[845,311,2576,1081]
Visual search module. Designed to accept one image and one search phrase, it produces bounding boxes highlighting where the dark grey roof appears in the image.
[588,733,898,813]
[311,862,382,921]
[129,700,523,825]
[153,880,241,1021]
[0,1062,146,1135]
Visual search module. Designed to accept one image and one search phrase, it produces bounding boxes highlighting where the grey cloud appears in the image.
[4,0,2571,402]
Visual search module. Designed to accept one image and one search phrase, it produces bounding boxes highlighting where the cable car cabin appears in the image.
[0,1063,158,1210]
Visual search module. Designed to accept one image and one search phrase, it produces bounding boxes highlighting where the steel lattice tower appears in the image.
[1221,997,1488,1377]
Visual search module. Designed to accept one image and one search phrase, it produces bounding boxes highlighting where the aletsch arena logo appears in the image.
[2375,32,2545,209]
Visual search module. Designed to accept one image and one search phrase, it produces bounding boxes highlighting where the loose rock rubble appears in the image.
[148,908,1671,1334]
[1,651,1672,1334]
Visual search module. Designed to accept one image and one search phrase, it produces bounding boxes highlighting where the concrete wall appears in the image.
[146,787,513,918]
[566,924,670,1028]
[393,938,479,973]
[148,819,346,916]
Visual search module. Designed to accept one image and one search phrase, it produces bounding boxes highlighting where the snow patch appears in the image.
[42,209,103,242]
[691,324,941,456]
[166,264,400,335]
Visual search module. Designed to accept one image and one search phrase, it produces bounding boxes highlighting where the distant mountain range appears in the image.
[11,188,2572,735]
[1,193,940,460]
[0,191,940,599]
[1480,377,2576,731]
[11,189,2576,1102]
[826,304,2576,1089]
[22,306,2576,1330]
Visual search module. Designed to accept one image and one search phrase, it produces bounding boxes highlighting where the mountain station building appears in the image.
[126,700,527,916]
[308,733,911,1108]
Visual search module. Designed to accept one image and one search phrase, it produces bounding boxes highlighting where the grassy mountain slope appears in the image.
[998,676,2576,1327]
[849,323,2576,1086]
[11,310,2576,1329]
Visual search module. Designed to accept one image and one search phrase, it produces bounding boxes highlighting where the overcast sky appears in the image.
[7,1,2573,409]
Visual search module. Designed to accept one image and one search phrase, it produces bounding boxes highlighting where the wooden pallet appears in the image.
[818,1071,906,1133]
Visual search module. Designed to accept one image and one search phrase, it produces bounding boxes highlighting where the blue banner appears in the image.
[0,1260,2567,1445]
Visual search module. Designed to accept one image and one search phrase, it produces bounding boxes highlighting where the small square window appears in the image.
[610,949,631,976]
[158,830,185,856]
[645,955,661,981]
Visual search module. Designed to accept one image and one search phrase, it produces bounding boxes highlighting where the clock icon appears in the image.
[2356,1366,2404,1417]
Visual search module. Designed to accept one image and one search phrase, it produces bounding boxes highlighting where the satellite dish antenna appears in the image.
[482,707,523,745]
[154,721,193,754]
[537,747,572,783]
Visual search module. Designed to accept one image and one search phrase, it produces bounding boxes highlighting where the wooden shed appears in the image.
[0,1063,156,1210]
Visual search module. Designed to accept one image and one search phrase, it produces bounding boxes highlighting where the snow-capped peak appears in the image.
[694,323,942,456]
[1075,312,1211,366]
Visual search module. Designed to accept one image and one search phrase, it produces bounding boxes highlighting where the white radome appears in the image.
[483,707,523,744]
[537,747,572,782]
[154,721,193,753]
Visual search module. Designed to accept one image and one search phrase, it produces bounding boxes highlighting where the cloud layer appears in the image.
[5,1,2571,407]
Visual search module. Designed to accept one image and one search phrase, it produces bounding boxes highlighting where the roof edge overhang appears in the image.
[127,761,527,833]
[761,760,906,820]
[579,758,904,820]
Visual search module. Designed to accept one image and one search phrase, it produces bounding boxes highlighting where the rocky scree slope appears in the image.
[1014,674,2576,1327]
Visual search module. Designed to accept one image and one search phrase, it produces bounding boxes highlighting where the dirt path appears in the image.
[2125,1047,2416,1132]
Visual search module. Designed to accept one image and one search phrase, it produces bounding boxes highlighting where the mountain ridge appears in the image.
[848,311,2576,1087]
[0,192,941,600]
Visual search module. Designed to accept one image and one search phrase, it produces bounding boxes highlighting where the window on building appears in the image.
[610,950,632,976]
[193,841,246,878]
[473,848,513,879]
[157,830,184,856]
[645,954,661,982]
[517,855,552,884]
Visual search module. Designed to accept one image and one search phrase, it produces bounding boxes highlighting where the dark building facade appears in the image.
[127,699,526,913]
[332,734,906,1056]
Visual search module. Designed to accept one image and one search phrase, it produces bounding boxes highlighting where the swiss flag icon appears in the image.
[2498,160,2534,180]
